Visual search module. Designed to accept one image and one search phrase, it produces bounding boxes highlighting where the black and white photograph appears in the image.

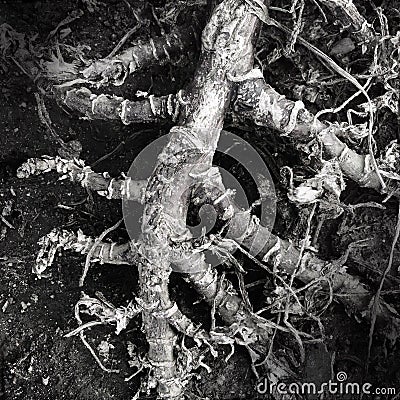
[0,0,399,398]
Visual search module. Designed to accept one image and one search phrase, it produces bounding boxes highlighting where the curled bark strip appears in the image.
[234,77,386,193]
[62,87,183,124]
[17,156,146,201]
[82,22,203,85]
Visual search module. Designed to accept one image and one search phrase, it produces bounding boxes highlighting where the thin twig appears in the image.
[34,93,74,156]
[265,16,386,191]
[366,201,400,375]
[64,320,104,337]
[79,219,123,287]
[283,203,317,363]
[79,331,120,373]
[90,129,150,168]
[106,24,141,59]
[125,365,144,382]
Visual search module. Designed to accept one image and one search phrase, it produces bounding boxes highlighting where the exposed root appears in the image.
[317,0,375,46]
[34,228,135,277]
[61,87,184,124]
[67,291,141,336]
[17,156,146,201]
[66,291,142,374]
[81,22,203,86]
[8,0,400,398]
[234,77,397,195]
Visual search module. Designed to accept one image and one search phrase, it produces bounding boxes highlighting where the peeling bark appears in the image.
[81,21,203,85]
[173,177,394,338]
[234,77,387,194]
[8,1,399,397]
[17,156,147,201]
[34,228,134,277]
[62,87,183,124]
[137,0,263,396]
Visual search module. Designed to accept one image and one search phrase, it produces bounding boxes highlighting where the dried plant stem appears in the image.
[79,219,123,287]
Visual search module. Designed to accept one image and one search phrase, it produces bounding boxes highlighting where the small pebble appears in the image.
[31,294,39,303]
[330,37,355,56]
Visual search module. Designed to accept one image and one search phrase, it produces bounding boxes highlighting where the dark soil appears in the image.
[1,1,399,399]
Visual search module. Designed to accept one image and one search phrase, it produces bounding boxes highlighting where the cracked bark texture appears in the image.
[137,0,263,397]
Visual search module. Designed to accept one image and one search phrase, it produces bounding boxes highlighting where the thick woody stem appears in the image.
[202,182,398,329]
[4,26,190,125]
[234,77,385,193]
[138,0,262,396]
[24,151,395,330]
[172,176,397,333]
[8,51,183,125]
